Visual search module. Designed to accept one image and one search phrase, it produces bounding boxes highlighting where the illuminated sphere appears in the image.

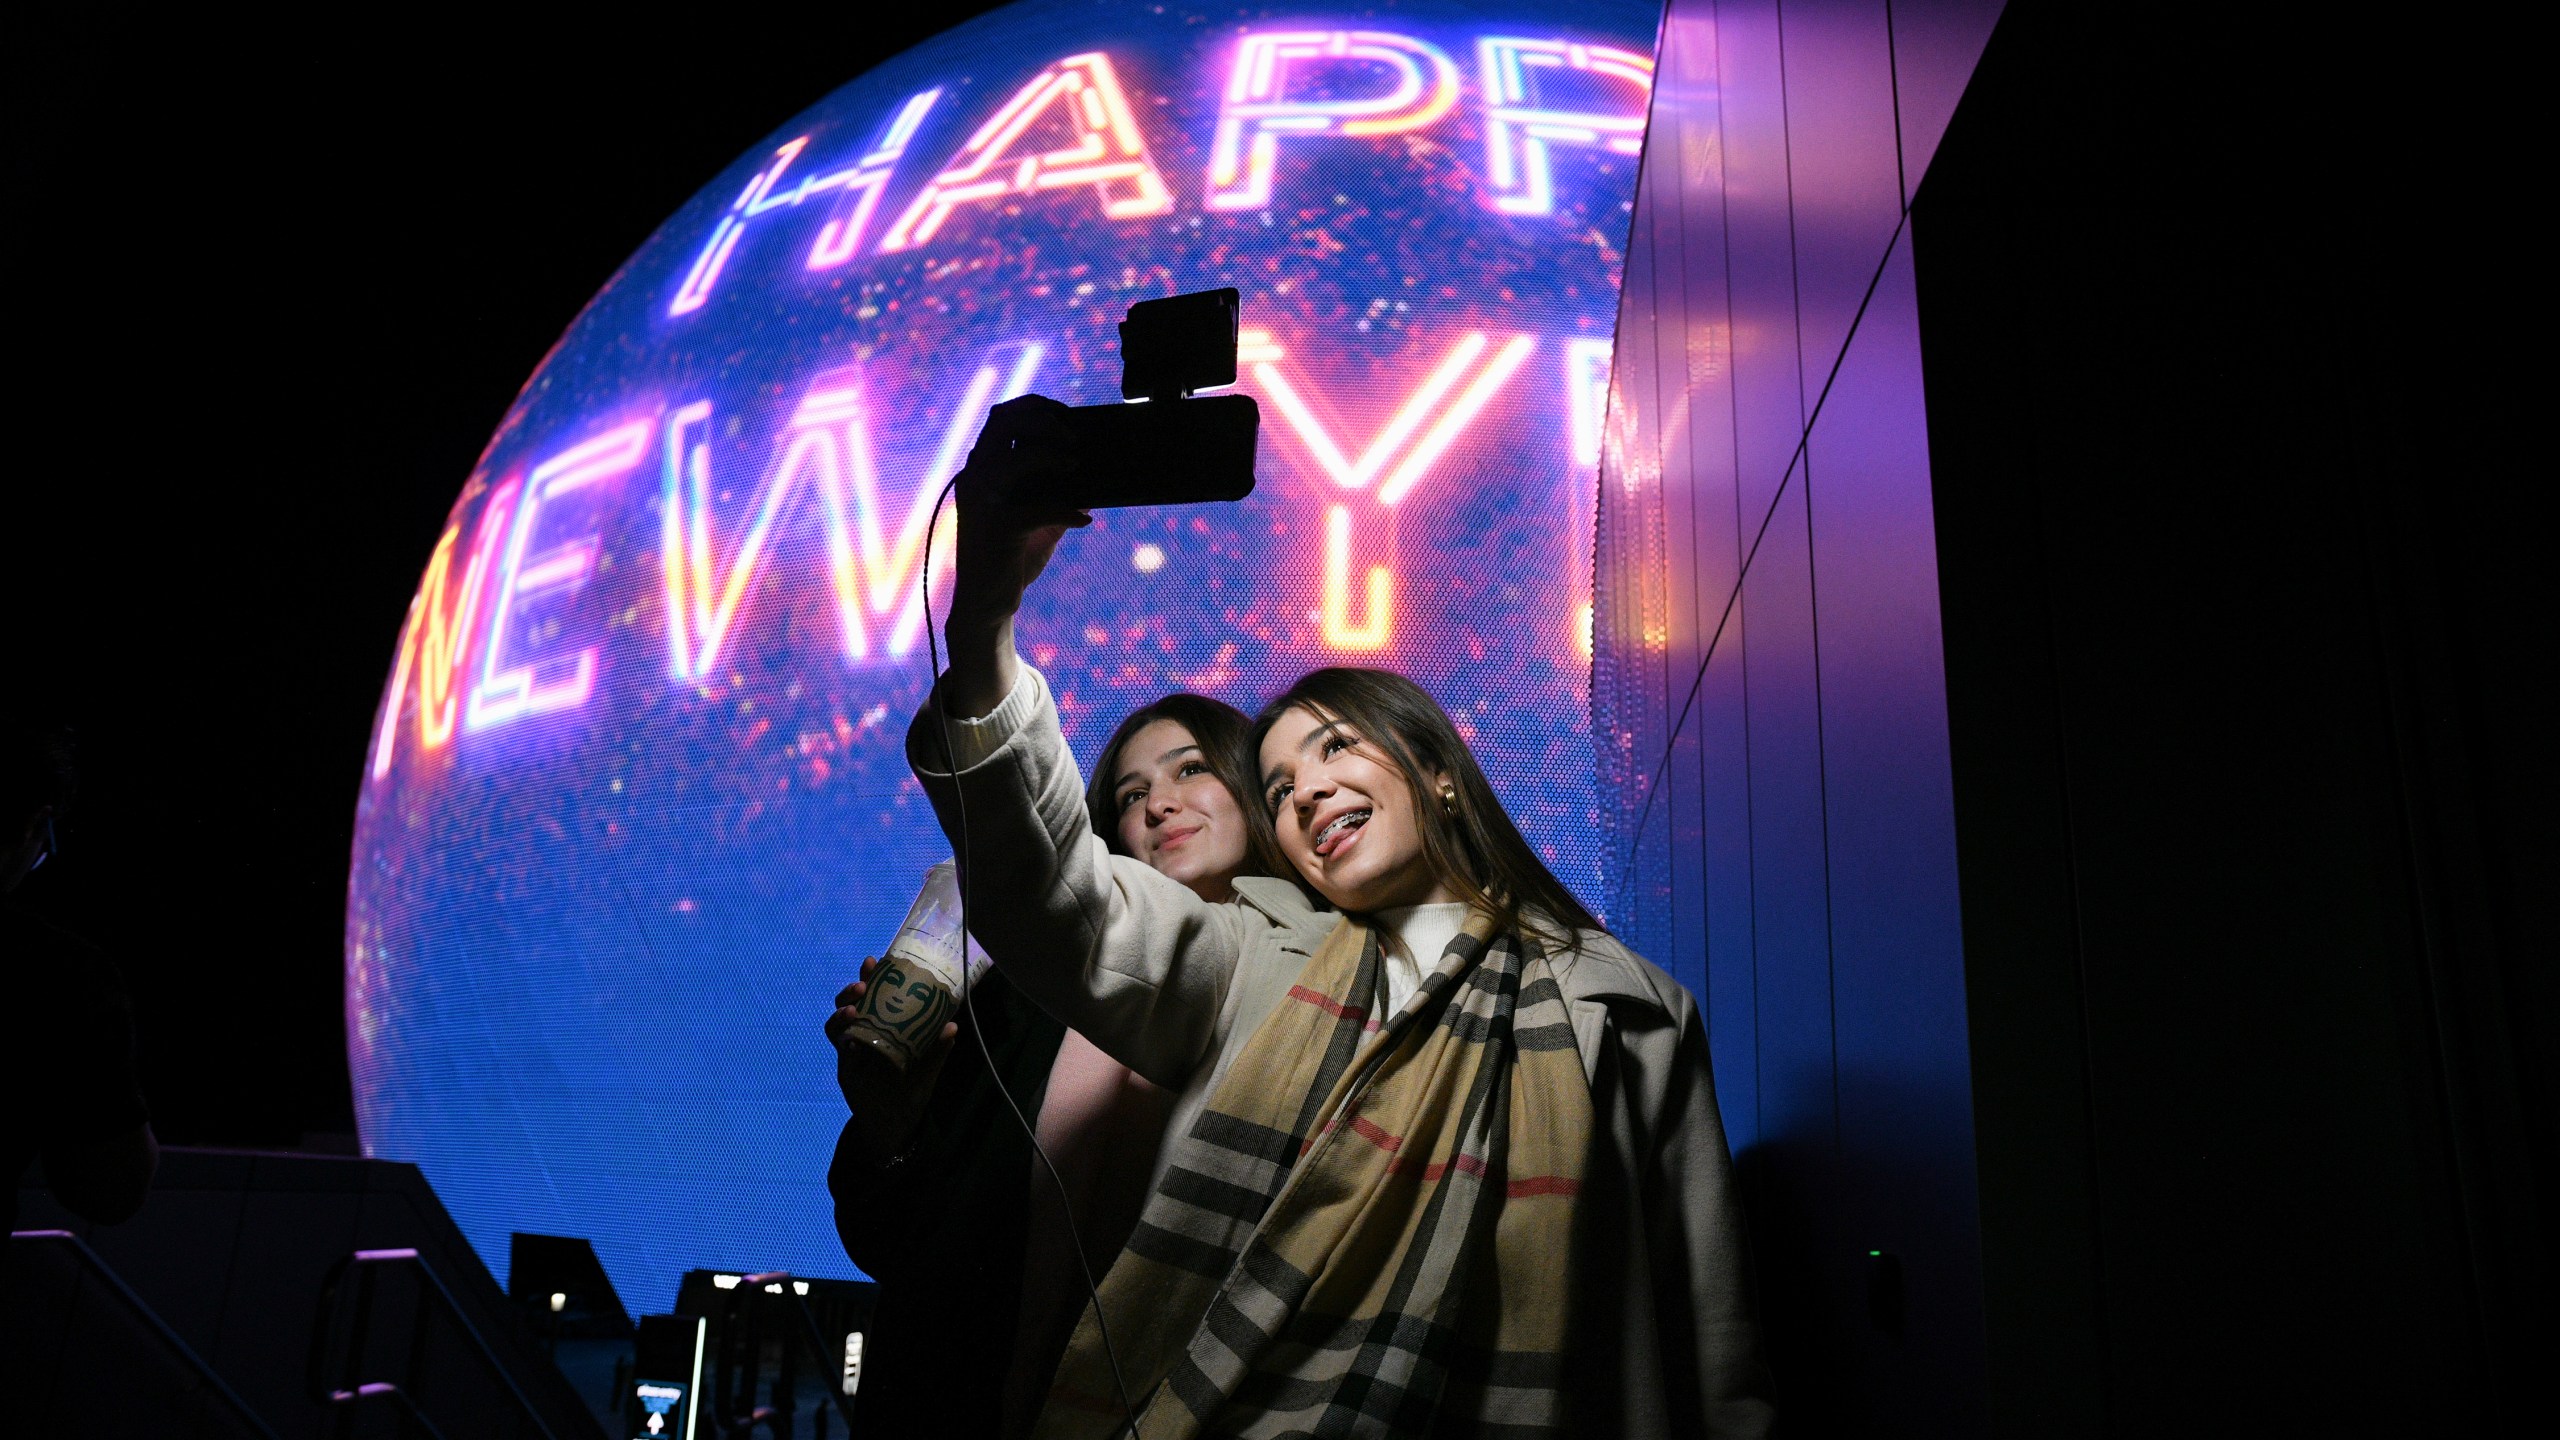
[349,0,1658,1305]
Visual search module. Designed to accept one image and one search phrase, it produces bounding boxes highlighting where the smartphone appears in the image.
[1117,287,1240,401]
[1048,287,1260,509]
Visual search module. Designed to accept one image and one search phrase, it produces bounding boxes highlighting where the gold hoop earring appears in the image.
[1439,782,1458,813]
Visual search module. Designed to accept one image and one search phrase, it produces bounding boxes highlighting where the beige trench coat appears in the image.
[908,667,1774,1437]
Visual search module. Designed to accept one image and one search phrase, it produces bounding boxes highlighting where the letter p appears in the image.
[1205,31,1461,212]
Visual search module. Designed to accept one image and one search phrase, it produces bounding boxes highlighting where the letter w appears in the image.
[661,345,1042,679]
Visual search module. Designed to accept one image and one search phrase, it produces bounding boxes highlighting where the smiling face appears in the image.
[1257,705,1460,914]
[1109,719,1252,901]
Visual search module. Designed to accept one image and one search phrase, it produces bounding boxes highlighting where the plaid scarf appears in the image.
[1041,910,1592,1438]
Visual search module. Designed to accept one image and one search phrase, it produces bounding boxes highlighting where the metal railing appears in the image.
[307,1246,564,1440]
[8,1228,280,1439]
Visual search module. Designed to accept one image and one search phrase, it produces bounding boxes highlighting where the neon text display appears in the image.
[350,0,1657,1306]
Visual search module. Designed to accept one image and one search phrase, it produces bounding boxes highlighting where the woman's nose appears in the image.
[1147,791,1183,823]
[1294,774,1334,815]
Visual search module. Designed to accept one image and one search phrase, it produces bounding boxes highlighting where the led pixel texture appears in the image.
[350,0,1658,1305]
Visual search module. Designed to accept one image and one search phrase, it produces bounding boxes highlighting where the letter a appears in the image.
[877,54,1171,252]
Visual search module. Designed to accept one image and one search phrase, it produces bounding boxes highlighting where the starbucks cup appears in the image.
[842,860,993,1073]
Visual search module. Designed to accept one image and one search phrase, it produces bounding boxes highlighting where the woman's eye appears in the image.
[1265,783,1291,812]
[1118,789,1145,811]
[1178,760,1209,779]
[1321,734,1351,758]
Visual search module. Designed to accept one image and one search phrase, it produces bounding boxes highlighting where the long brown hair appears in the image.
[1250,668,1599,944]
[1086,694,1290,880]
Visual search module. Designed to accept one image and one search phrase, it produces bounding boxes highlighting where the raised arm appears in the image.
[934,394,1079,721]
[905,396,1246,1088]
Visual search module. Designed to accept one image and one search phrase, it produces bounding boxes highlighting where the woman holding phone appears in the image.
[908,398,1772,1438]
[827,691,1295,1439]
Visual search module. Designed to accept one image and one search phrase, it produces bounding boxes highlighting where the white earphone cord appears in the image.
[921,473,1139,1437]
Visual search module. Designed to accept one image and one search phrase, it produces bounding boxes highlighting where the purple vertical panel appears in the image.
[1594,0,1987,1417]
[1595,87,1676,956]
[1886,0,2007,198]
[1664,701,1709,1009]
[1806,228,1986,1420]
[1740,470,1866,1430]
[1632,101,1684,964]
[1647,80,1703,795]
[1663,6,1762,1106]
[1740,485,1833,1147]
[1779,0,1906,404]
[1625,751,1679,964]
[1653,9,1717,1005]
[1712,0,1809,527]
[1665,660,1713,1006]
[1699,627,1761,1150]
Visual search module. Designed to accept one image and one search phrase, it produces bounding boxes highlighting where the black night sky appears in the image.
[9,8,1010,1146]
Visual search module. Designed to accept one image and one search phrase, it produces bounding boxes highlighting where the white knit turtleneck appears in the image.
[1372,901,1470,1020]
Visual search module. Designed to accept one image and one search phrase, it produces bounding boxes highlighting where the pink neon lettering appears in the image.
[1239,326,1535,650]
[806,90,943,269]
[667,90,943,315]
[669,139,807,316]
[878,55,1170,251]
[1565,337,1614,467]
[661,345,1042,678]
[1242,326,1535,505]
[1477,38,1653,216]
[468,420,653,731]
[1205,31,1461,212]
[369,491,513,780]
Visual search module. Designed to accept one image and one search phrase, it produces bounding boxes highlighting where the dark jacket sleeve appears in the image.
[826,970,1066,1287]
[1565,933,1775,1438]
[827,1117,938,1285]
[1643,993,1777,1437]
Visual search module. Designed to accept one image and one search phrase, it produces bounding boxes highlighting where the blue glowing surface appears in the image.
[349,0,1658,1307]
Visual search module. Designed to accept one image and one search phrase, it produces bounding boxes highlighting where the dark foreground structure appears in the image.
[1920,10,2548,1431]
[1596,1,2544,1434]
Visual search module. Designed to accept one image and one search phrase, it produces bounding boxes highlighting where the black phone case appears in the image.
[1045,393,1260,508]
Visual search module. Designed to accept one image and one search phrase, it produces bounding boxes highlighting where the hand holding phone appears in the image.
[989,287,1261,509]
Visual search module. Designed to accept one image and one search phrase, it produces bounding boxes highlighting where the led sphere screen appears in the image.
[350,0,1659,1304]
